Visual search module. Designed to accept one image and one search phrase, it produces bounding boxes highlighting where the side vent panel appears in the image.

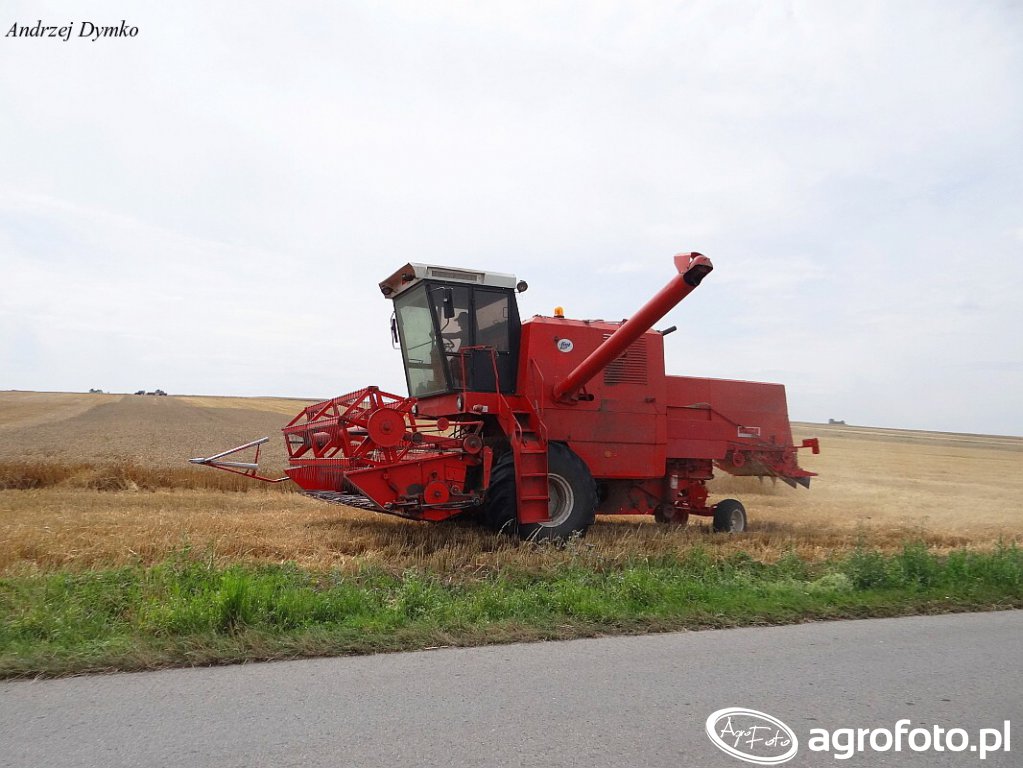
[603,334,648,385]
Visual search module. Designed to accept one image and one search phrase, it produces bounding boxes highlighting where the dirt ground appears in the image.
[0,392,1020,574]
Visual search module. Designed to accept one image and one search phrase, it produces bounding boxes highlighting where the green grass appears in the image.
[2,543,1021,678]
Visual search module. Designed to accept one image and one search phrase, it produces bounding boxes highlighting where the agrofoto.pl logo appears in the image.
[706,707,1012,764]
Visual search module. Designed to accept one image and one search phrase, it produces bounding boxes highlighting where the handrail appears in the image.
[528,357,548,444]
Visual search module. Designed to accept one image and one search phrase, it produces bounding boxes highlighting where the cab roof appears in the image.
[379,263,519,298]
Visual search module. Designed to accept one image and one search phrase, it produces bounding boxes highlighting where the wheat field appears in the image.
[0,391,1020,574]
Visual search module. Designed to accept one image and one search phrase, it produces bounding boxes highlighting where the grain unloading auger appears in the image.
[191,253,819,540]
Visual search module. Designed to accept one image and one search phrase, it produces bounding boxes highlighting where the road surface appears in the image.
[2,611,1020,767]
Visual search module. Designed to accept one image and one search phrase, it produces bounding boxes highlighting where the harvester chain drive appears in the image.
[302,491,382,511]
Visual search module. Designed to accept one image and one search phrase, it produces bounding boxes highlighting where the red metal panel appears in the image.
[665,375,795,458]
[663,375,814,486]
[520,318,669,406]
[346,455,468,508]
[518,318,670,478]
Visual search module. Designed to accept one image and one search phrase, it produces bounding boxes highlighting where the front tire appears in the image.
[712,498,747,533]
[483,443,597,542]
[482,451,518,535]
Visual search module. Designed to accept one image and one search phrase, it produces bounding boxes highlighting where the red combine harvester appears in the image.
[192,253,818,540]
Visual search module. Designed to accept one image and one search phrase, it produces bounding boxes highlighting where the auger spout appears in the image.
[552,252,713,400]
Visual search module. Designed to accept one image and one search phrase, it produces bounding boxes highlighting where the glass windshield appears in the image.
[393,282,518,397]
[394,285,447,397]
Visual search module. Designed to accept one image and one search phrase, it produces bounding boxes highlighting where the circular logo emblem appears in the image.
[556,338,574,353]
[705,708,799,765]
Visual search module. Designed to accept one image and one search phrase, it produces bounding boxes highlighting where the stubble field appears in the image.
[2,390,1022,677]
[1,391,1020,575]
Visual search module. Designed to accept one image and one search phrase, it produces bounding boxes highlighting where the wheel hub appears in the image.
[544,473,575,527]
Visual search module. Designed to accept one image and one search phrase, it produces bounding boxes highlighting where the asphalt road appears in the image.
[2,611,1020,768]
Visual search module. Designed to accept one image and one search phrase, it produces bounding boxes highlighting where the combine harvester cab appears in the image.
[192,253,818,540]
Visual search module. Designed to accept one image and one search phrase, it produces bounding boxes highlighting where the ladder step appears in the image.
[520,494,550,502]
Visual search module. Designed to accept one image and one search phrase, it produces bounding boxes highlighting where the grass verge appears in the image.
[2,542,1021,678]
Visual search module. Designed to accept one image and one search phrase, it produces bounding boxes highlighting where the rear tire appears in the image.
[712,498,747,533]
[483,443,597,542]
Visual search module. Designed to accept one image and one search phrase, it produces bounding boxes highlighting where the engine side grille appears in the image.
[603,335,648,385]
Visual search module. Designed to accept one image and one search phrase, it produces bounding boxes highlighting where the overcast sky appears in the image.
[1,1,1021,434]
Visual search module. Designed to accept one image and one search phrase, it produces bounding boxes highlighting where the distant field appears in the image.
[175,395,322,415]
[0,391,113,429]
[0,391,1020,574]
[0,390,317,470]
[748,420,1023,551]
